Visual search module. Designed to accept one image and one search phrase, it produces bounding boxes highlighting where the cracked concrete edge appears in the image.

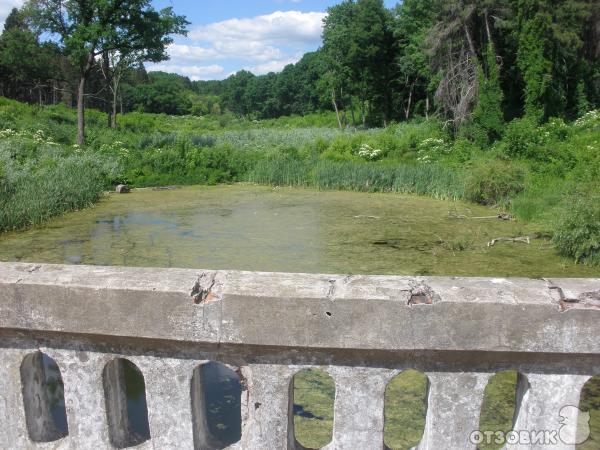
[1,262,599,354]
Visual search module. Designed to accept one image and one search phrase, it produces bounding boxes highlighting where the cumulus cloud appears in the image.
[162,10,326,79]
[0,0,25,28]
[149,63,225,81]
[245,57,299,76]
[190,11,325,48]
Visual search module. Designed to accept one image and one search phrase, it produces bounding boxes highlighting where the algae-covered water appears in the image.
[1,184,598,277]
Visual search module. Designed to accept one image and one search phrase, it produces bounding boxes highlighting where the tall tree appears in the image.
[0,7,61,103]
[393,0,440,120]
[27,0,188,145]
[516,0,592,119]
[322,1,356,128]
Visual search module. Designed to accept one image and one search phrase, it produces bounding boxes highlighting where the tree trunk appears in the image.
[111,75,120,128]
[102,51,112,128]
[463,24,477,58]
[77,53,95,146]
[405,81,415,120]
[332,88,342,130]
[112,88,118,128]
[77,75,86,146]
[484,10,493,48]
[425,95,429,120]
[350,107,357,128]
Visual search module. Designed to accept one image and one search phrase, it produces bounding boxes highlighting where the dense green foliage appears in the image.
[1,0,597,129]
[0,0,598,266]
[553,191,600,266]
[0,98,598,267]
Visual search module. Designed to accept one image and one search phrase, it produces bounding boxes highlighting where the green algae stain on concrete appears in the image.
[0,184,598,277]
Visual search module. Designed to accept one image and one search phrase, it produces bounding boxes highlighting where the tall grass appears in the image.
[248,158,464,200]
[0,136,120,232]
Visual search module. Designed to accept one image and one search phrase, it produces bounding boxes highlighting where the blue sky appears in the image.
[0,0,399,80]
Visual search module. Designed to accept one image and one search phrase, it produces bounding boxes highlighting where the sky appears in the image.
[0,0,398,81]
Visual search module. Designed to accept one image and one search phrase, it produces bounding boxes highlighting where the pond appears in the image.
[0,184,598,277]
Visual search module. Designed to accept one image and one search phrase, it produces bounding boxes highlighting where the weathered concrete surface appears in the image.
[1,263,600,355]
[325,367,393,450]
[1,262,600,449]
[418,372,492,450]
[507,373,591,450]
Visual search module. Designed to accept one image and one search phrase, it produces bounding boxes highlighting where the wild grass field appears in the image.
[1,98,598,266]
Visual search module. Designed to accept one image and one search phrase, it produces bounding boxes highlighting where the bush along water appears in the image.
[0,128,120,232]
[0,98,599,267]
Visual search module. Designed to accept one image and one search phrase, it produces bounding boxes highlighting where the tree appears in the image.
[428,0,510,132]
[221,71,255,117]
[27,0,188,145]
[322,1,356,128]
[393,0,440,120]
[100,50,139,128]
[0,7,62,103]
[129,72,192,115]
[516,0,592,120]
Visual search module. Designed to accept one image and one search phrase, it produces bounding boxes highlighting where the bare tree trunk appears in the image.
[464,24,477,57]
[425,95,430,120]
[77,75,86,146]
[102,51,112,128]
[111,73,121,128]
[332,88,342,130]
[112,86,118,128]
[77,53,95,147]
[484,10,493,48]
[405,81,415,120]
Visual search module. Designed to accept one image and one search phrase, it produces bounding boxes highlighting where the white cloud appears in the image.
[190,11,326,49]
[245,58,299,76]
[0,4,326,81]
[149,63,225,81]
[162,10,326,79]
[168,41,283,63]
[0,0,25,28]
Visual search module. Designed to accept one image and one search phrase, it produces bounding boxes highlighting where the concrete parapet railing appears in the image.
[0,262,599,449]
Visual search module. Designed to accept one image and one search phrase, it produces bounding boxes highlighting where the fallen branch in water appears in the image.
[354,215,381,220]
[449,211,513,221]
[487,236,531,247]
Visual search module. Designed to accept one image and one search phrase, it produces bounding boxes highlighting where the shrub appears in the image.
[465,160,526,205]
[500,117,541,158]
[574,110,600,130]
[416,138,451,163]
[553,190,600,266]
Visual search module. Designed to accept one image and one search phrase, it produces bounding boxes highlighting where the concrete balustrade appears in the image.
[1,262,599,449]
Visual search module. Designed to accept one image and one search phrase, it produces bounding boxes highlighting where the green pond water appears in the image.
[1,184,598,277]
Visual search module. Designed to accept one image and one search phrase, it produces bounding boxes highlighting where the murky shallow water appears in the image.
[1,184,598,277]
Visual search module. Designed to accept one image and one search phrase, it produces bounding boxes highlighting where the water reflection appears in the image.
[42,354,69,436]
[122,361,150,441]
[200,362,242,446]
